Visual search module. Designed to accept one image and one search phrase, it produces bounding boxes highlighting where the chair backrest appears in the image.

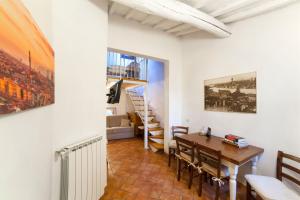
[171,126,189,139]
[175,136,195,163]
[277,151,300,186]
[196,144,222,178]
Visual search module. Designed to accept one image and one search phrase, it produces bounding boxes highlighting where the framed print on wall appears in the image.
[204,72,257,114]
[0,0,54,114]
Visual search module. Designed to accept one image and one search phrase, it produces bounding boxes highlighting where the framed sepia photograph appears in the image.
[204,72,256,113]
[0,0,54,114]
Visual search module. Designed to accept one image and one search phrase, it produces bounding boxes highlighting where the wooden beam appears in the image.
[166,23,190,33]
[141,15,153,25]
[175,28,199,36]
[194,0,210,9]
[210,0,261,17]
[108,2,117,15]
[181,0,209,9]
[125,9,136,20]
[110,0,231,38]
[220,0,298,23]
[153,19,167,29]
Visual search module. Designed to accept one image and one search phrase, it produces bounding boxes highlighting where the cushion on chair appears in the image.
[245,175,300,200]
[181,153,198,164]
[202,162,229,178]
[174,133,185,137]
[168,140,176,149]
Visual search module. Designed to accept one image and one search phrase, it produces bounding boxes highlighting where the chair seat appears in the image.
[181,152,198,164]
[174,133,186,137]
[245,175,300,200]
[168,140,176,149]
[202,162,229,178]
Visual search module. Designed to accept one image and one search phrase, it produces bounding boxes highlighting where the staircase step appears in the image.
[148,122,160,128]
[136,109,152,111]
[148,127,164,132]
[149,137,164,144]
[131,97,143,101]
[131,95,143,98]
[139,113,155,117]
[149,134,164,139]
[148,116,155,122]
[135,106,149,110]
[138,116,155,123]
[149,131,163,136]
[137,111,153,115]
[138,123,161,130]
[149,142,164,152]
[133,103,144,106]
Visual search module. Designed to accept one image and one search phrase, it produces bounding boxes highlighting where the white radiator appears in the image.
[57,136,103,200]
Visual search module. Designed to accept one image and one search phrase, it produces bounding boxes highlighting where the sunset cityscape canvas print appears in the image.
[0,0,54,114]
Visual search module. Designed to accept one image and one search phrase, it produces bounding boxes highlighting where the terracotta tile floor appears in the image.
[101,138,246,200]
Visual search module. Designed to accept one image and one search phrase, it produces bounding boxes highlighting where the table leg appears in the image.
[251,156,259,175]
[229,165,239,200]
[176,156,179,176]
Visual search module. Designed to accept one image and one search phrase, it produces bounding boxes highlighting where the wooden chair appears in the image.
[168,126,189,167]
[175,136,197,189]
[196,144,230,200]
[245,151,300,200]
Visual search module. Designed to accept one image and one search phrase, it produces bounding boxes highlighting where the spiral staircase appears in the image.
[127,89,164,152]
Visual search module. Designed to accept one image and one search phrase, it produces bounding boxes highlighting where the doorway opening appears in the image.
[105,48,168,152]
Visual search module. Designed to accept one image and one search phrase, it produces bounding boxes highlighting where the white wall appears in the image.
[148,60,165,127]
[108,15,183,152]
[0,0,108,200]
[51,0,108,199]
[182,4,300,181]
[0,0,53,199]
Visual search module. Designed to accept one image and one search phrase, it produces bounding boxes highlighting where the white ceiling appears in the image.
[108,0,298,37]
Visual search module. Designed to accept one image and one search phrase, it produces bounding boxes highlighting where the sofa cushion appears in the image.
[107,127,134,140]
[107,127,133,134]
[107,115,129,127]
[120,119,130,127]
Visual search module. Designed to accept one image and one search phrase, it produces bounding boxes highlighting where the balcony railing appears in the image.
[107,51,147,81]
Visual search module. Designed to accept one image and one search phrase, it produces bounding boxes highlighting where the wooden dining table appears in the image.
[176,133,264,200]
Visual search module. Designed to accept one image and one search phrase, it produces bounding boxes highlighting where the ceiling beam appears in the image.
[175,28,199,36]
[179,0,210,8]
[110,0,231,38]
[153,20,167,29]
[210,0,261,17]
[166,23,190,33]
[125,9,136,20]
[141,15,153,25]
[220,0,298,24]
[108,2,117,15]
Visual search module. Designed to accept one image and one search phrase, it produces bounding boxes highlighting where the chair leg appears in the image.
[246,181,252,200]
[215,183,220,200]
[209,174,214,186]
[198,173,203,196]
[204,171,208,183]
[168,148,172,167]
[188,166,193,189]
[177,159,181,181]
